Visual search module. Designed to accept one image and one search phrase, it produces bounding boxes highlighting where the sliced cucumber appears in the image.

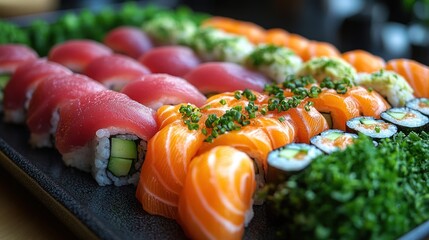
[110,138,137,159]
[278,148,299,159]
[387,110,406,120]
[325,131,343,141]
[0,74,10,88]
[359,118,377,125]
[107,157,133,177]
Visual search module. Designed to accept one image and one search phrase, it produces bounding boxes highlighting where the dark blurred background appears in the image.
[2,0,428,65]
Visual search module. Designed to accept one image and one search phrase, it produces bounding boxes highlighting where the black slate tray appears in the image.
[0,120,271,240]
[1,2,429,239]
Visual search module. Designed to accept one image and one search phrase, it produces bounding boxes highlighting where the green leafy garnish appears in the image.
[263,132,429,240]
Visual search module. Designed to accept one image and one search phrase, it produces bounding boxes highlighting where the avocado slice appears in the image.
[359,118,377,125]
[110,138,137,159]
[325,131,343,140]
[107,157,133,177]
[279,148,300,159]
[387,110,406,120]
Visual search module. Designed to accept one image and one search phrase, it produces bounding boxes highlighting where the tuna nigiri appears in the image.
[103,26,154,59]
[26,74,106,148]
[0,44,38,74]
[121,74,207,110]
[84,54,150,91]
[48,40,112,73]
[55,90,158,186]
[138,46,201,77]
[3,59,72,123]
[386,58,429,98]
[0,44,38,110]
[178,146,256,240]
[184,62,270,94]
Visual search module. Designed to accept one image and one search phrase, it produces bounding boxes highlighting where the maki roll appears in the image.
[55,90,158,186]
[380,107,429,133]
[267,143,323,183]
[346,116,397,140]
[406,98,429,116]
[310,129,358,154]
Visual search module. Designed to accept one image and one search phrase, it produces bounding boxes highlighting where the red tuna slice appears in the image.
[138,46,201,77]
[3,59,72,123]
[84,54,151,91]
[121,74,207,110]
[26,74,106,148]
[104,26,154,59]
[48,40,112,73]
[0,44,38,74]
[184,62,270,94]
[55,90,158,155]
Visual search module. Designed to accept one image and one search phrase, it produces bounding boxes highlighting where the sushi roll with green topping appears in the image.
[346,116,397,140]
[380,107,429,133]
[406,98,429,116]
[310,129,358,154]
[354,69,414,107]
[190,27,255,64]
[142,13,198,46]
[267,143,323,183]
[296,56,357,83]
[245,44,303,83]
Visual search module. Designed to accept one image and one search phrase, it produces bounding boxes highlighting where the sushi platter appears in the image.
[1,1,429,240]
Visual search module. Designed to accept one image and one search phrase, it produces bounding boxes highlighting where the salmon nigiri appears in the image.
[202,16,266,44]
[197,125,272,196]
[341,49,385,73]
[282,103,329,143]
[264,29,310,57]
[308,89,360,130]
[178,146,256,240]
[386,58,429,98]
[300,41,340,61]
[344,86,390,118]
[136,122,205,219]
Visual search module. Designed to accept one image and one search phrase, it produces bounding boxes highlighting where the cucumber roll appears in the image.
[310,129,358,154]
[266,143,323,183]
[406,98,429,116]
[380,107,429,133]
[346,116,397,140]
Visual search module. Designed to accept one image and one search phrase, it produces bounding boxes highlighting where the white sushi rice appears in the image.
[3,109,25,123]
[29,132,52,148]
[4,86,36,124]
[268,144,322,172]
[29,108,60,148]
